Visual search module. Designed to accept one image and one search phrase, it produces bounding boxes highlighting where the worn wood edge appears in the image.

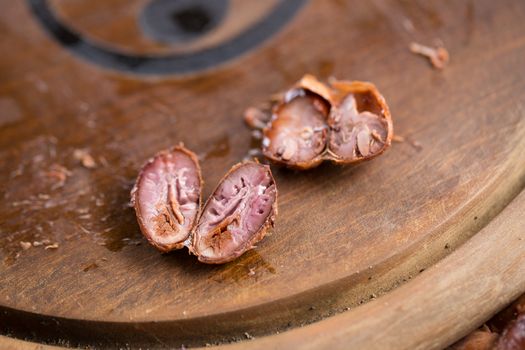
[214,188,525,350]
[3,185,524,350]
[0,336,62,350]
[1,135,524,348]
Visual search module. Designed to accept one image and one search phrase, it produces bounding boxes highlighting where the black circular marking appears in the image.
[27,0,307,76]
[139,0,229,44]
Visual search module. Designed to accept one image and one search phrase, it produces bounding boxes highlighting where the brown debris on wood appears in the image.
[73,149,97,169]
[46,164,72,188]
[392,135,405,143]
[19,241,32,250]
[409,42,450,70]
[44,243,59,250]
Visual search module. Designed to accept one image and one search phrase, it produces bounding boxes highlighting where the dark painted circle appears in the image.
[139,0,229,44]
[28,0,307,76]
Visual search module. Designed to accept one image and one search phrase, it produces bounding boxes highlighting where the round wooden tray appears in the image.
[1,0,524,348]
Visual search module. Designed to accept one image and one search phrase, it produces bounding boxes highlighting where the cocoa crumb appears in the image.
[33,239,51,247]
[392,135,405,143]
[83,263,99,272]
[409,42,450,69]
[12,200,32,207]
[20,241,32,250]
[78,225,92,234]
[46,164,72,189]
[73,149,97,169]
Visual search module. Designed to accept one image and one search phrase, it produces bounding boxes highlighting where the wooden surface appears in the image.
[0,336,61,350]
[3,186,524,350]
[1,0,525,348]
[218,189,525,350]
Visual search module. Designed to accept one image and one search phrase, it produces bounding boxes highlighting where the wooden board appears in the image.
[1,0,524,348]
[2,189,524,350]
[218,190,525,350]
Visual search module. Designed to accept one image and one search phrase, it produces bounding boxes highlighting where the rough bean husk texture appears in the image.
[131,146,277,264]
[260,75,393,169]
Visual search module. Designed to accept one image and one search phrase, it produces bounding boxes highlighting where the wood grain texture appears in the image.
[1,0,525,348]
[3,188,524,350]
[216,188,525,350]
[0,336,61,350]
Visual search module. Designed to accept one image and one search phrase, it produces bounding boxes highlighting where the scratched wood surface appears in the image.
[1,0,524,348]
[217,190,525,350]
